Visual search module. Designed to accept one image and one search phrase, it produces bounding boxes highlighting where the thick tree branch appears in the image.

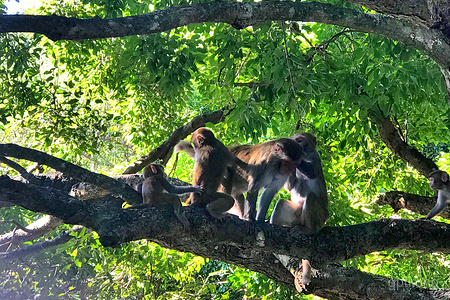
[2,175,450,266]
[1,1,450,69]
[346,0,431,25]
[0,215,63,252]
[0,143,142,204]
[2,174,450,298]
[122,108,226,174]
[312,264,450,299]
[369,111,438,177]
[377,191,450,219]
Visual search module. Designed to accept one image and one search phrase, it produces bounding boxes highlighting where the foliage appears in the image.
[1,0,450,298]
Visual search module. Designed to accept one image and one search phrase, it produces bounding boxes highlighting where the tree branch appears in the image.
[377,191,450,219]
[1,1,449,69]
[369,111,438,177]
[122,108,226,174]
[0,144,142,204]
[0,215,63,252]
[2,175,450,265]
[0,225,84,260]
[2,173,450,298]
[311,264,450,299]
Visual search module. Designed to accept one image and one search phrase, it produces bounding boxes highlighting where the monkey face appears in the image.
[429,176,438,190]
[272,139,303,174]
[428,170,450,190]
[192,134,204,149]
[292,133,317,152]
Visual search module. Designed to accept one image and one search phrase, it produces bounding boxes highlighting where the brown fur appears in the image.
[188,128,236,219]
[130,164,202,231]
[225,138,304,220]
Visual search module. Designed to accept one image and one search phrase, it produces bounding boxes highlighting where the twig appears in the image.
[0,226,84,260]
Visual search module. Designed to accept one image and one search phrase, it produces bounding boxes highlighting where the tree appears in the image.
[0,0,450,299]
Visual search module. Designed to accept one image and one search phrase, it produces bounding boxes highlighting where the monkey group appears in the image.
[129,127,449,290]
[133,128,328,288]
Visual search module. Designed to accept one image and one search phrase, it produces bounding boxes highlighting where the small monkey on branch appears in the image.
[426,170,450,220]
[130,164,203,230]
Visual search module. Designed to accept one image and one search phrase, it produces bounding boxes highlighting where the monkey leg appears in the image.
[168,195,191,231]
[228,194,246,219]
[152,194,191,231]
[270,199,300,227]
[255,181,285,222]
[299,192,328,233]
[205,192,235,220]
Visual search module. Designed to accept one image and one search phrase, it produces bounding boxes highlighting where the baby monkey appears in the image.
[426,170,450,219]
[132,164,203,230]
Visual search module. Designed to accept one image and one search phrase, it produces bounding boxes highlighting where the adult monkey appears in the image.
[225,138,304,221]
[426,170,450,219]
[188,127,246,220]
[270,132,329,289]
[175,135,304,221]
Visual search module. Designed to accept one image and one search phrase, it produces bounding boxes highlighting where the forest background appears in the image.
[0,0,450,299]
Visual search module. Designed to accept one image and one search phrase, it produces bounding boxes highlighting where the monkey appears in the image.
[271,132,329,232]
[175,135,304,221]
[225,138,304,221]
[269,132,328,288]
[130,164,203,230]
[188,127,243,220]
[426,170,450,219]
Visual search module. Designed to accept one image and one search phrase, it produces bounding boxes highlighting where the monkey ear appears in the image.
[273,143,282,152]
[441,172,449,183]
[150,165,158,174]
[197,135,205,146]
[311,135,317,148]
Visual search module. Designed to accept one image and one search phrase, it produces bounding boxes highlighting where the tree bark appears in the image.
[1,174,450,299]
[0,215,62,252]
[1,1,449,66]
[369,111,438,177]
[0,143,142,204]
[377,191,450,219]
[2,0,450,108]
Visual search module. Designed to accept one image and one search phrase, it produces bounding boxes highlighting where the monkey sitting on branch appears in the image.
[270,132,329,290]
[187,127,261,220]
[426,170,450,220]
[130,164,203,231]
[175,133,304,222]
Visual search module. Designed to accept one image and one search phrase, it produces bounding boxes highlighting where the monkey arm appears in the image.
[296,161,316,179]
[174,141,195,158]
[426,192,447,219]
[161,179,202,195]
